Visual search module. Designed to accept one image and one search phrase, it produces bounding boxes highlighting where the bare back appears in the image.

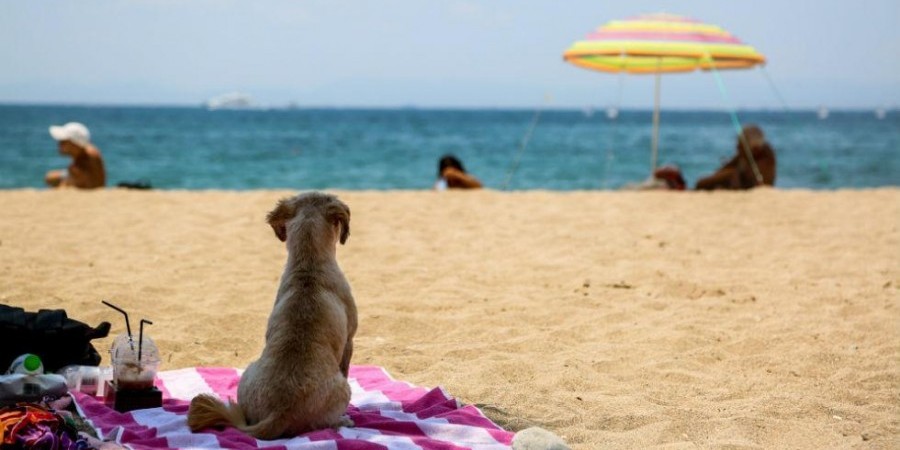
[66,146,106,189]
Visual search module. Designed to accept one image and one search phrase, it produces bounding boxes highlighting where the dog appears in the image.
[187,192,357,439]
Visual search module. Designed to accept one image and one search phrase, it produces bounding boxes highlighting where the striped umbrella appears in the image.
[563,13,766,173]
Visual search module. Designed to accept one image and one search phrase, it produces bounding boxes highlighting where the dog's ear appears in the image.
[266,198,294,242]
[327,200,351,245]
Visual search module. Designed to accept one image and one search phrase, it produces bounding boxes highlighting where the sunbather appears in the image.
[696,124,776,190]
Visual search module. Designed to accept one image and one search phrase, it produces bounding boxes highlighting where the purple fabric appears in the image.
[0,403,87,449]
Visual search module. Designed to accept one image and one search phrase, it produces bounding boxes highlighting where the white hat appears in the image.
[49,122,91,148]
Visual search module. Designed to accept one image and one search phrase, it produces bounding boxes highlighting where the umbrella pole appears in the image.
[651,70,661,173]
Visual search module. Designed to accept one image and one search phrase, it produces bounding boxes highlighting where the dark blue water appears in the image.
[0,105,897,190]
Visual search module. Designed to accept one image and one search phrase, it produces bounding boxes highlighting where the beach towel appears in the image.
[71,366,514,449]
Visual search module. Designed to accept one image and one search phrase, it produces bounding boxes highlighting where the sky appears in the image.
[1,0,898,109]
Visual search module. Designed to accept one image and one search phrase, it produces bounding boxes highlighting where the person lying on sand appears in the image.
[45,122,106,189]
[434,154,482,190]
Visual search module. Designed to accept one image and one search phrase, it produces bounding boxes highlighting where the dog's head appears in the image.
[266,192,350,247]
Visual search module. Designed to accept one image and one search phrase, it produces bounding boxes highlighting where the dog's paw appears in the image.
[335,415,354,428]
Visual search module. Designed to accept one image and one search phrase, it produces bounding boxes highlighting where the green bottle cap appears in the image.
[23,354,41,372]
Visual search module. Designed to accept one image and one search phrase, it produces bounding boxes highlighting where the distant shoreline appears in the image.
[0,102,895,114]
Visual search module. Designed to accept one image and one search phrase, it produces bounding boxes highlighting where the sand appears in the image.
[1,188,898,449]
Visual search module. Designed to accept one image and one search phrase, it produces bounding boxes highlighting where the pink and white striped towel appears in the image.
[71,366,514,449]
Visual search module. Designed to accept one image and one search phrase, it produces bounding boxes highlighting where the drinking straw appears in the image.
[102,300,134,352]
[138,319,153,362]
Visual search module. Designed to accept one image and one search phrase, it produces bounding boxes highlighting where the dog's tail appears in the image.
[240,413,283,439]
[187,394,246,432]
[187,394,283,439]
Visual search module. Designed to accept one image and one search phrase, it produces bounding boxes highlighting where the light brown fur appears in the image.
[187,192,357,439]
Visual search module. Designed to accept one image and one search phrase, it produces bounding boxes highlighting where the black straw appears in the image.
[138,319,153,362]
[102,300,134,352]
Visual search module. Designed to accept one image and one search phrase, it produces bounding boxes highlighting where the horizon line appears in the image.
[0,101,895,113]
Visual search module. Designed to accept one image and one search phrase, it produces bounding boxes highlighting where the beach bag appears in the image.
[0,305,110,373]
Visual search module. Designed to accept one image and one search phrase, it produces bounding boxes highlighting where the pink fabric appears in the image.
[71,366,513,449]
[586,31,742,44]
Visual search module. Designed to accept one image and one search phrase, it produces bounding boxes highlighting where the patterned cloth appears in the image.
[71,366,514,449]
[0,402,87,449]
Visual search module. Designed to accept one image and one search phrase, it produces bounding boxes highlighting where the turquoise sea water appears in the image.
[0,104,897,190]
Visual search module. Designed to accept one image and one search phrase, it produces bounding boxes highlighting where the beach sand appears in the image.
[1,188,898,449]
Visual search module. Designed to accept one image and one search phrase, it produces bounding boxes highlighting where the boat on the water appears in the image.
[206,92,254,110]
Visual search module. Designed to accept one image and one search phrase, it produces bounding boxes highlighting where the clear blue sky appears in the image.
[2,0,898,109]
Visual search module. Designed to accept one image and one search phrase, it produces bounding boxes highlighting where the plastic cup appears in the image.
[58,365,103,395]
[109,333,160,390]
[96,366,113,397]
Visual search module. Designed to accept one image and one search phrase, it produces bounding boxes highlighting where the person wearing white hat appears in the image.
[45,122,106,189]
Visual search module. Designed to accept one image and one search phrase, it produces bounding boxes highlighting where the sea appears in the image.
[0,104,897,190]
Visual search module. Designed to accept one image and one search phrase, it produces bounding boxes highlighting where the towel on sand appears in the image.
[71,366,514,449]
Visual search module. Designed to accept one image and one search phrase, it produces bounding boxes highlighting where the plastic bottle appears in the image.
[7,353,44,375]
[0,353,68,405]
[0,353,67,405]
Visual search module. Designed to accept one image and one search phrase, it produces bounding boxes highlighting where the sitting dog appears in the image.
[187,192,357,439]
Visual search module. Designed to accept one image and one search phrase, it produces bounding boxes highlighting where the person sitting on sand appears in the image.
[434,154,483,190]
[695,124,776,190]
[45,122,106,189]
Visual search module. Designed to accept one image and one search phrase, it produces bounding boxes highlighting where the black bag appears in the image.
[0,304,110,373]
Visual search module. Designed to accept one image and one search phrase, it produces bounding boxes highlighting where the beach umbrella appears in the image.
[563,13,766,174]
